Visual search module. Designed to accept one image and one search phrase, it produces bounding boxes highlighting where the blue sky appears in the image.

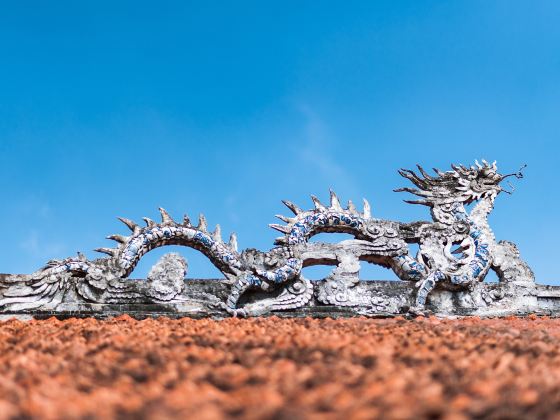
[0,1,557,282]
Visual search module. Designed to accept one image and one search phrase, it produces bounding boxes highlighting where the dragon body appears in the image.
[223,192,409,315]
[0,160,532,315]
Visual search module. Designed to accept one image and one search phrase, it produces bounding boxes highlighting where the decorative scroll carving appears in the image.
[0,161,537,318]
[146,253,187,301]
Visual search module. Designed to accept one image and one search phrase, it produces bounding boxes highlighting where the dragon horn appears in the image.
[310,195,326,210]
[107,234,127,244]
[329,190,342,211]
[143,217,156,228]
[94,248,117,257]
[282,200,302,215]
[198,214,208,231]
[159,208,174,224]
[117,217,139,233]
[269,223,291,234]
[275,214,292,223]
[229,232,238,251]
[363,199,371,219]
[212,224,222,242]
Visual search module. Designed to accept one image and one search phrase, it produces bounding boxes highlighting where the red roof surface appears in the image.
[0,315,556,419]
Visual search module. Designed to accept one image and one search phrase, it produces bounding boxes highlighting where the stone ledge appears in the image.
[0,276,556,319]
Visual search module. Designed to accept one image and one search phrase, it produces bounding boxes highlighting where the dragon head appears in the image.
[395,160,526,206]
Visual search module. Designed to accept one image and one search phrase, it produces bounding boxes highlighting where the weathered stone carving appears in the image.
[146,253,187,301]
[0,160,546,318]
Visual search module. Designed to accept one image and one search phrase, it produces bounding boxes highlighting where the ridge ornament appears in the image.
[0,161,535,318]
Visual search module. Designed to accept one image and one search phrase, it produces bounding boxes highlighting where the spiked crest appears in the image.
[395,160,524,206]
[96,208,240,275]
[271,191,373,244]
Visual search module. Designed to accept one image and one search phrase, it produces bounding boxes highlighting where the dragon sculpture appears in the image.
[0,160,534,317]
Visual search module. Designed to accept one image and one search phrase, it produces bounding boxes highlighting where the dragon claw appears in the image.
[216,301,248,318]
[407,305,430,317]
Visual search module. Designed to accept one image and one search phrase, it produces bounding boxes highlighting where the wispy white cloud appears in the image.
[224,194,241,225]
[19,231,66,262]
[16,196,53,219]
[294,104,359,197]
[16,197,67,262]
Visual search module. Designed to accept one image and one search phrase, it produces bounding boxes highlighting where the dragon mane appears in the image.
[395,160,524,206]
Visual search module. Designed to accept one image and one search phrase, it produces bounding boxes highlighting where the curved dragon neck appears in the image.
[448,196,497,283]
[469,195,497,245]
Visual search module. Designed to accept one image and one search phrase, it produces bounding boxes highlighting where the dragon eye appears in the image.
[453,222,469,234]
[385,228,398,237]
[367,226,383,236]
